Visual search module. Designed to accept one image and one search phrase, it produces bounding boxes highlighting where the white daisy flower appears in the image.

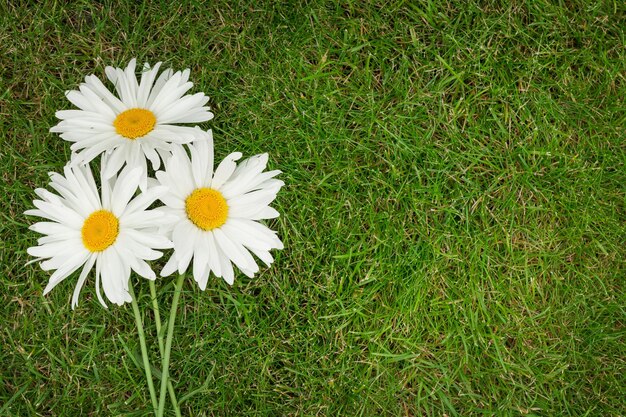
[26,161,175,308]
[51,58,214,190]
[156,129,284,289]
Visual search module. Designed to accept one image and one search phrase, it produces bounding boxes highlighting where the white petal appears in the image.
[228,170,283,198]
[213,228,256,274]
[161,254,178,277]
[136,62,162,107]
[121,210,177,229]
[189,130,213,188]
[192,234,209,287]
[250,206,280,220]
[122,228,172,252]
[84,74,126,112]
[129,257,157,280]
[71,254,97,309]
[37,231,80,246]
[111,167,141,216]
[28,239,83,259]
[220,154,270,198]
[159,191,185,209]
[100,250,130,305]
[223,218,282,250]
[155,170,187,201]
[248,247,274,268]
[78,85,117,118]
[217,245,234,285]
[228,189,281,219]
[32,200,83,228]
[206,232,222,278]
[64,90,96,112]
[29,221,75,236]
[157,93,211,124]
[71,165,102,210]
[171,222,199,275]
[114,232,160,261]
[103,146,128,179]
[123,58,139,106]
[123,185,168,216]
[142,142,162,171]
[197,264,210,291]
[39,243,86,270]
[150,76,195,114]
[43,251,89,295]
[211,152,242,190]
[100,162,114,210]
[75,139,122,167]
[95,255,107,308]
[167,144,195,196]
[146,68,174,107]
[151,125,197,144]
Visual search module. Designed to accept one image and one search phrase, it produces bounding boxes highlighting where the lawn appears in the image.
[1,1,624,415]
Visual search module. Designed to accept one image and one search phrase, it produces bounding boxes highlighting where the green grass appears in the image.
[1,1,625,415]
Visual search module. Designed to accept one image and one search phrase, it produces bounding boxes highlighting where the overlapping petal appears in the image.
[25,161,176,308]
[155,129,283,288]
[51,58,214,191]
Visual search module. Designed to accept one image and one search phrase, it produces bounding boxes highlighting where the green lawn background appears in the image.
[1,1,624,415]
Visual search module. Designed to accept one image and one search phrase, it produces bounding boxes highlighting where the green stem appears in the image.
[129,283,158,415]
[157,273,185,417]
[149,281,163,352]
[149,281,182,417]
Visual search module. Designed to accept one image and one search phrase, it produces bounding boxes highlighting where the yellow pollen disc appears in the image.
[185,188,229,231]
[113,108,156,139]
[81,210,119,252]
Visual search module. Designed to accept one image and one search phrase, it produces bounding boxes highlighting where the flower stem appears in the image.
[157,273,185,417]
[149,281,182,417]
[129,283,158,415]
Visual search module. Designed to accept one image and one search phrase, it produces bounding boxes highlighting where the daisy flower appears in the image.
[156,129,284,289]
[26,161,175,308]
[51,58,213,190]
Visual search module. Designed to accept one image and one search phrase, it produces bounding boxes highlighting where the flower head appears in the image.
[26,161,175,308]
[51,58,213,190]
[156,129,284,289]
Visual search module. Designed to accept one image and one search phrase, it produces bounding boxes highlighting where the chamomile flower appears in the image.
[26,161,175,308]
[156,129,284,289]
[51,58,213,190]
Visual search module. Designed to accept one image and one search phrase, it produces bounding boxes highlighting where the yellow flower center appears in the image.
[113,108,156,139]
[185,188,229,231]
[81,210,119,252]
